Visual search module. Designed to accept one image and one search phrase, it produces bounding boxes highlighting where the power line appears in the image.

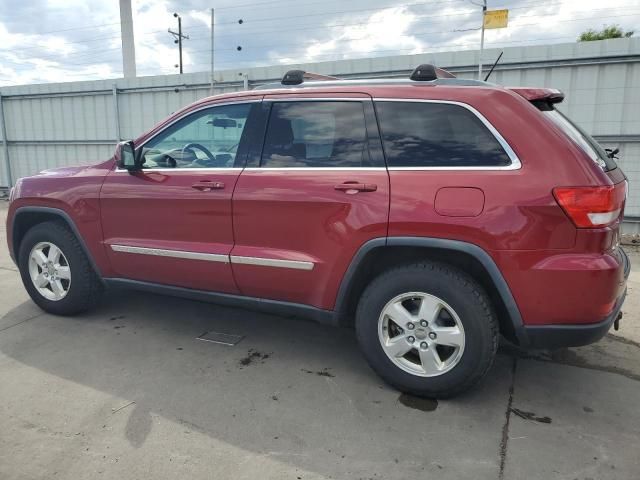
[0,0,463,54]
[4,0,636,55]
[14,21,121,37]
[214,4,477,27]
[182,0,630,37]
[183,11,640,55]
[189,0,567,30]
[3,8,639,73]
[2,2,639,80]
[215,0,466,10]
[188,29,635,69]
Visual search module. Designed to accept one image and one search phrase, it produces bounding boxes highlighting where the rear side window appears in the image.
[261,101,370,168]
[375,101,512,168]
[541,107,616,171]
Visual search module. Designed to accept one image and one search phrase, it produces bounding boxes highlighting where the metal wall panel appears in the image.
[3,93,115,141]
[0,147,6,188]
[7,143,114,181]
[0,37,638,225]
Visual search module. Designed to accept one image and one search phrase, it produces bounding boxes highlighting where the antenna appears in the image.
[484,51,503,82]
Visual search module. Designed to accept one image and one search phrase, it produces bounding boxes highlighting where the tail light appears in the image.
[553,182,626,228]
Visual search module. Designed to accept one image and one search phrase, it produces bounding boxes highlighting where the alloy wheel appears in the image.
[378,292,465,377]
[28,241,71,301]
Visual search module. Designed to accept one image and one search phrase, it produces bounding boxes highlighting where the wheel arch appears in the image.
[334,237,526,345]
[12,206,103,279]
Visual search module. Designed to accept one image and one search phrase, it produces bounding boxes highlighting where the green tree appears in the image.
[579,25,634,41]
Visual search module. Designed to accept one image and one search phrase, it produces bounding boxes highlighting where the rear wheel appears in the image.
[355,261,498,398]
[18,221,103,315]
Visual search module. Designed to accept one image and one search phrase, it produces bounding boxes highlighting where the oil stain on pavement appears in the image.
[398,393,438,412]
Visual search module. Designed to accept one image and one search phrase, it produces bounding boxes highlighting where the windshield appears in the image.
[542,108,617,171]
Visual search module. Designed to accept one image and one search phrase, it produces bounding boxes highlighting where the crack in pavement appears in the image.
[0,313,44,333]
[606,333,640,349]
[498,356,517,480]
[497,346,640,383]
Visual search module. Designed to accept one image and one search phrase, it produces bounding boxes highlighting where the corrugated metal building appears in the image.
[1,37,639,227]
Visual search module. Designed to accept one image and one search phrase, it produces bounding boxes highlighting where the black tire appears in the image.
[18,221,103,315]
[355,261,498,398]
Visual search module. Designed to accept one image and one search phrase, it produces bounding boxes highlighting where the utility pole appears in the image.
[478,0,487,79]
[119,0,136,78]
[169,13,189,74]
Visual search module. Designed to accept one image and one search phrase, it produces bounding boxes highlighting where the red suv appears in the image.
[6,65,629,397]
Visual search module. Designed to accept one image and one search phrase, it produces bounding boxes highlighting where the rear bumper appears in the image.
[522,287,626,349]
[518,248,629,349]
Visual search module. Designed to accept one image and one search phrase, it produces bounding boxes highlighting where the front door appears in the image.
[231,96,390,309]
[100,100,259,292]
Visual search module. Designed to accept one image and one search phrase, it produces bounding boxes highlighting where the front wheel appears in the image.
[355,261,498,398]
[18,221,103,315]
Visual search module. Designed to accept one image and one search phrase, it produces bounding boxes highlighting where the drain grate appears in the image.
[197,331,244,346]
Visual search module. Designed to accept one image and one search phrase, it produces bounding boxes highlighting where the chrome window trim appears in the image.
[385,165,518,171]
[243,167,386,172]
[230,255,314,271]
[111,244,230,263]
[115,99,260,173]
[265,97,369,102]
[373,98,522,171]
[110,244,315,271]
[113,167,243,173]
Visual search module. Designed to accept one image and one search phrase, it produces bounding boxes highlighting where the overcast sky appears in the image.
[0,0,637,86]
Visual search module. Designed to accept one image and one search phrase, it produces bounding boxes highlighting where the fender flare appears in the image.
[334,236,527,345]
[12,206,103,279]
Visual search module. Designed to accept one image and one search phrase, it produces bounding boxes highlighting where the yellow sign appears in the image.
[484,9,509,29]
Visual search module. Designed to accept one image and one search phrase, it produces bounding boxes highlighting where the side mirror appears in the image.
[116,141,141,171]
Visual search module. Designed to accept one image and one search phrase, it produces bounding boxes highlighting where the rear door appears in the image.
[100,99,260,292]
[230,94,390,310]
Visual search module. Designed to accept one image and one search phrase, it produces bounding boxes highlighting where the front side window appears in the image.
[261,101,370,168]
[375,101,512,168]
[140,103,252,169]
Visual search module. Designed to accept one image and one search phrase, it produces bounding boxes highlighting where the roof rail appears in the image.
[280,63,456,87]
[253,64,474,90]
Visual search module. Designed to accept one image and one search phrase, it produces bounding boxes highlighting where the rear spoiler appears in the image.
[508,87,565,104]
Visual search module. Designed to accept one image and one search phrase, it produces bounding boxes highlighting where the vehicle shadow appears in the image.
[0,289,515,479]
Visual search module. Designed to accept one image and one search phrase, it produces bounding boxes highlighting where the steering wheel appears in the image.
[181,143,217,165]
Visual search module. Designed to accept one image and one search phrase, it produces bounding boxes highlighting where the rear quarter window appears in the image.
[375,101,512,168]
[540,107,616,171]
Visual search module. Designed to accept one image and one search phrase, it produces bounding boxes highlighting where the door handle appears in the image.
[334,182,377,194]
[192,180,225,191]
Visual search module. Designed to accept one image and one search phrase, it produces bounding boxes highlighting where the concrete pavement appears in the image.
[1,202,638,480]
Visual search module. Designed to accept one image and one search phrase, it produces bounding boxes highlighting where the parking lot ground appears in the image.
[1,202,639,480]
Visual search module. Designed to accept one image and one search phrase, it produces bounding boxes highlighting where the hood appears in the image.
[37,164,91,178]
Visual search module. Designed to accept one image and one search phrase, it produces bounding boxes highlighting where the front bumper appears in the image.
[520,248,630,349]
